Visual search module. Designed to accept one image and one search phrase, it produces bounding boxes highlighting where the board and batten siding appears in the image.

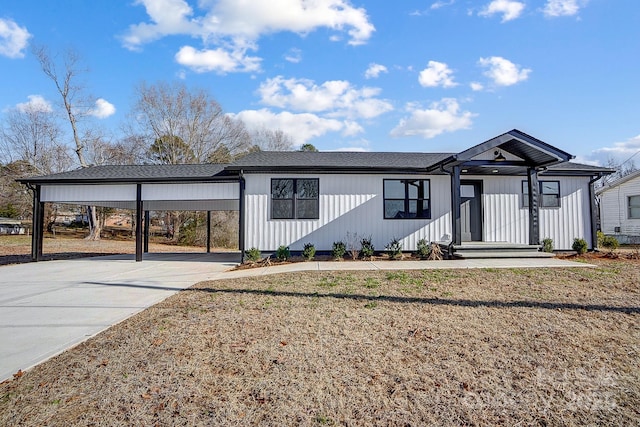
[480,175,592,250]
[243,173,452,251]
[599,176,640,237]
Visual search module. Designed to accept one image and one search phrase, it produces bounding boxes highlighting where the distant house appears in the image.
[597,169,640,244]
[0,217,25,235]
[19,129,613,261]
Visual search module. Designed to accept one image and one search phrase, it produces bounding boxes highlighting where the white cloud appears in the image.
[175,45,261,73]
[89,98,116,119]
[543,0,587,17]
[479,0,526,22]
[232,108,347,144]
[470,82,484,91]
[593,135,640,157]
[257,76,393,119]
[418,61,457,88]
[122,0,375,65]
[478,56,531,86]
[0,18,31,58]
[16,95,53,113]
[431,0,455,10]
[390,98,475,139]
[284,48,302,63]
[365,63,388,79]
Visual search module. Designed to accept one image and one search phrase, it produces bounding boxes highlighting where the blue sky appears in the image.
[1,0,638,166]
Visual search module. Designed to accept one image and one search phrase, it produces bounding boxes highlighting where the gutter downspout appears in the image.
[238,170,246,263]
[589,174,603,251]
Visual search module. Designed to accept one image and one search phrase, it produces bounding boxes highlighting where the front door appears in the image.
[460,180,482,242]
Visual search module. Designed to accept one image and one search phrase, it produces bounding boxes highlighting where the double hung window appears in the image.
[271,178,319,219]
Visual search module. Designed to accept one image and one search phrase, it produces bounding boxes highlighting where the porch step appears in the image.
[452,243,554,259]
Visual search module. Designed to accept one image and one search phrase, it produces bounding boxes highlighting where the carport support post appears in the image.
[527,167,540,246]
[31,184,44,261]
[135,184,143,262]
[143,211,150,253]
[451,165,461,245]
[206,211,211,253]
[238,175,245,262]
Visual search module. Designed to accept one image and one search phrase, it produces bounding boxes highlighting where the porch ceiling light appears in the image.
[492,169,499,173]
[494,150,506,161]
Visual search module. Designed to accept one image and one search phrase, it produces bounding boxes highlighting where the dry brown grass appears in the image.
[1,258,639,426]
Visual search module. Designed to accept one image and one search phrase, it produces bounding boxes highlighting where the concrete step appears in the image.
[453,243,542,251]
[454,250,555,259]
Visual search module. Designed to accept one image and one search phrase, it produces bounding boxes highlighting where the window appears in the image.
[629,196,640,219]
[384,179,431,219]
[522,181,560,208]
[271,178,319,219]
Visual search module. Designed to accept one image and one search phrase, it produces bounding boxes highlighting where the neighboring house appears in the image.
[597,169,640,244]
[0,217,25,235]
[18,130,613,261]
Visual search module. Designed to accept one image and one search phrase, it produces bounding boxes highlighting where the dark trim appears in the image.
[231,166,435,174]
[238,175,246,262]
[206,211,211,253]
[451,166,461,245]
[382,178,431,220]
[31,185,44,261]
[135,184,143,262]
[17,177,239,185]
[460,179,484,242]
[527,168,540,245]
[589,175,604,250]
[144,211,150,253]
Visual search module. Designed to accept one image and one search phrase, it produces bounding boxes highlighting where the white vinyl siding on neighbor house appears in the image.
[480,175,592,250]
[599,174,640,237]
[243,173,452,252]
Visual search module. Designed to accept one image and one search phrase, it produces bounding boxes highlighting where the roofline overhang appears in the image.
[17,176,240,186]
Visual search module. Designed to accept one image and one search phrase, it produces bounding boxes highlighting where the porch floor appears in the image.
[452,242,554,259]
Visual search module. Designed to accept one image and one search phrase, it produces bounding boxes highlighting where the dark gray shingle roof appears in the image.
[19,164,232,184]
[227,151,454,172]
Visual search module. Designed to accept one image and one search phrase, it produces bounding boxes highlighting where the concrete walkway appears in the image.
[0,253,591,382]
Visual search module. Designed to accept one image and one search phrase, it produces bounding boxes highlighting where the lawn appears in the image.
[1,259,639,426]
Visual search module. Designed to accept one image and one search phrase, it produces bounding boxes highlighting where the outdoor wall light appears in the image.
[494,150,506,161]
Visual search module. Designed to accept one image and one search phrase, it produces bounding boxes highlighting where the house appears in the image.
[597,169,640,244]
[18,129,613,261]
[0,217,25,235]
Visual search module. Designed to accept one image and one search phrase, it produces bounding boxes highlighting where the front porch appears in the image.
[450,242,554,259]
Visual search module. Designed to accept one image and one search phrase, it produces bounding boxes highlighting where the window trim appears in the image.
[271,178,319,220]
[383,178,431,220]
[628,195,640,219]
[522,180,561,208]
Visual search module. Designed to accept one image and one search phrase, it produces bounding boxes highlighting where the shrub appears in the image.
[416,239,430,259]
[572,238,588,255]
[385,237,403,260]
[346,232,360,260]
[597,230,606,248]
[276,245,291,261]
[244,247,261,262]
[332,241,346,260]
[360,236,375,259]
[542,237,554,253]
[427,242,443,261]
[302,243,316,261]
[601,235,619,251]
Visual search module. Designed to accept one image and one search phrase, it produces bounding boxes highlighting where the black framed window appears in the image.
[628,195,640,219]
[271,178,319,219]
[384,179,430,219]
[522,180,560,208]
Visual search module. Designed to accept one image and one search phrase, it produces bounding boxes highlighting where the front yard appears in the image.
[1,258,639,425]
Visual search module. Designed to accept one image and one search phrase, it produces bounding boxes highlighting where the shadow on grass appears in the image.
[191,287,640,315]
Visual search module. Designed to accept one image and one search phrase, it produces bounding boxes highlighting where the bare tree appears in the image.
[250,127,294,151]
[130,81,251,165]
[32,46,102,239]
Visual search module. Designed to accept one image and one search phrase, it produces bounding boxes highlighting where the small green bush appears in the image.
[416,239,430,259]
[360,236,375,259]
[244,247,261,262]
[542,237,554,253]
[302,243,316,260]
[597,230,606,247]
[276,245,291,261]
[385,237,403,260]
[601,235,619,251]
[332,241,346,260]
[572,238,588,255]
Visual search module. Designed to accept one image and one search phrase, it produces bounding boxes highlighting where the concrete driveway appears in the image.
[0,253,240,382]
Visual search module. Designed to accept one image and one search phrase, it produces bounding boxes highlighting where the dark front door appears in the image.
[460,180,482,242]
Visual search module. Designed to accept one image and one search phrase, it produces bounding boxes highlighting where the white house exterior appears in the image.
[597,170,640,244]
[19,130,613,261]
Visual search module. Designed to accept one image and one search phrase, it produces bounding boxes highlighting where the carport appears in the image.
[18,164,243,262]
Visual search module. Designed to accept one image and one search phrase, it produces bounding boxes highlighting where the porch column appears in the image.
[143,210,150,253]
[238,176,246,262]
[31,184,44,262]
[135,184,143,262]
[451,165,461,245]
[589,177,599,250]
[206,210,211,253]
[527,168,540,245]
